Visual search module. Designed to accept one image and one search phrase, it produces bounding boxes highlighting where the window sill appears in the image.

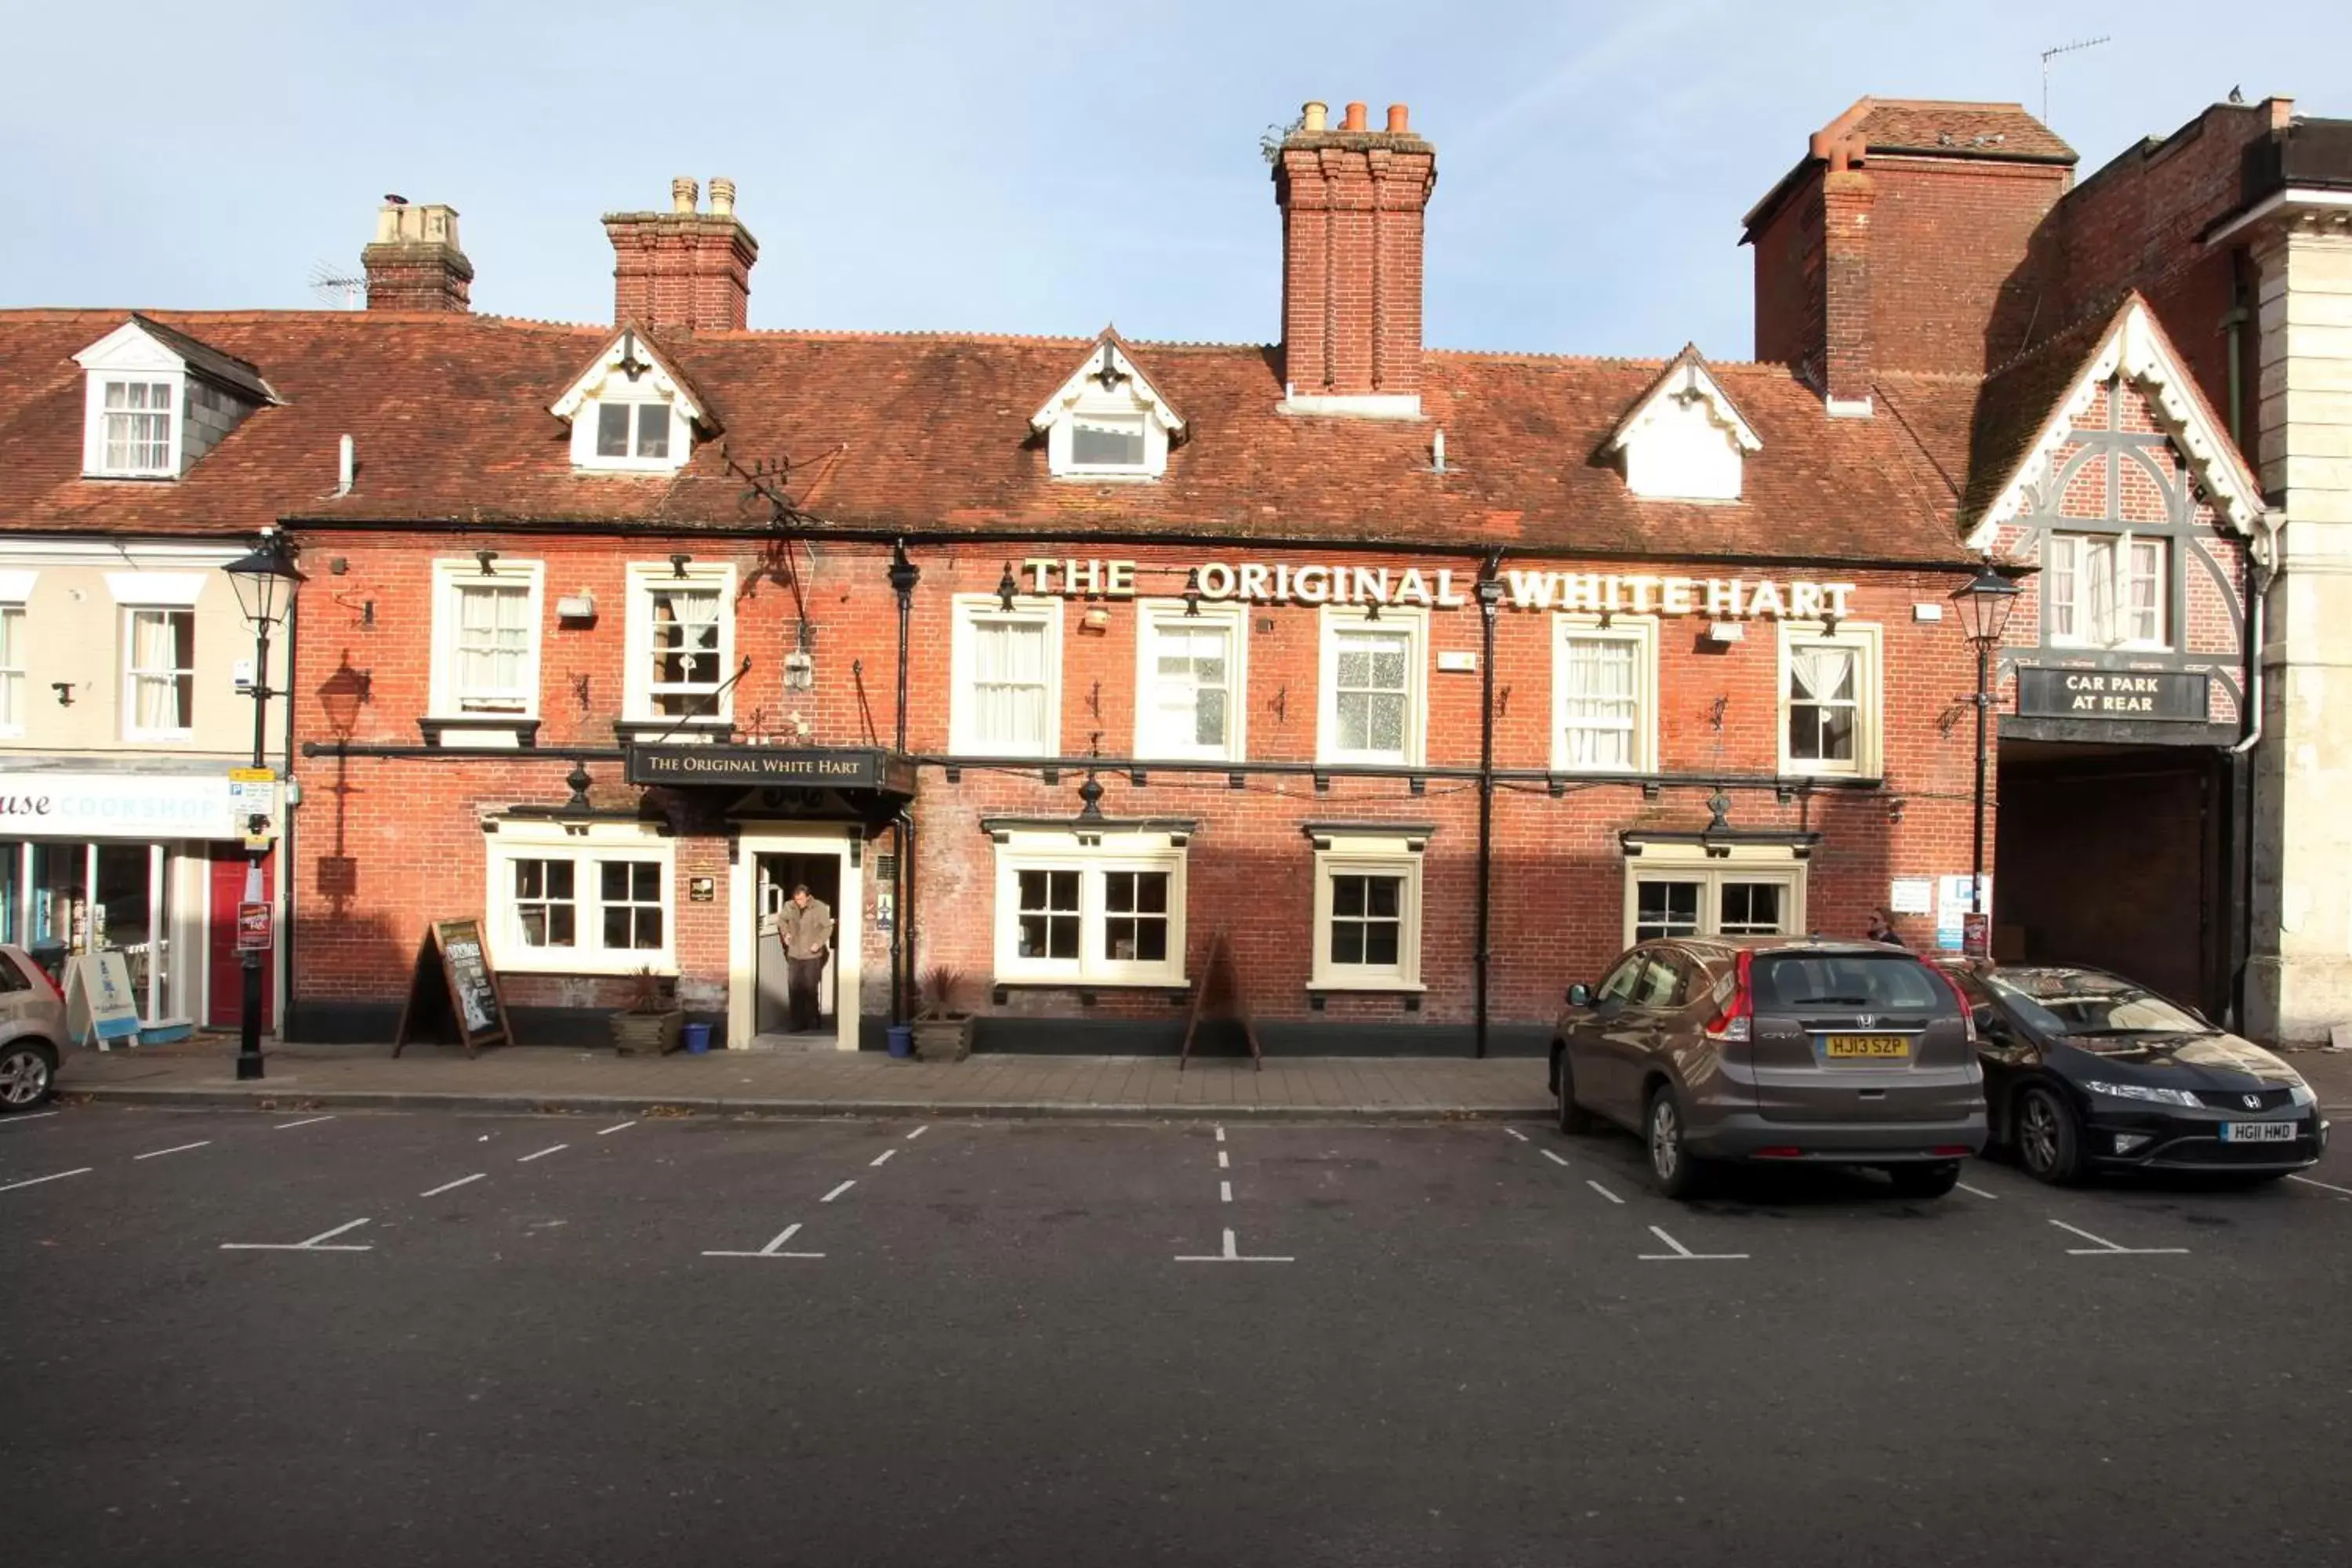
[1051,469,1159,484]
[123,730,195,745]
[492,953,678,978]
[80,471,176,483]
[615,717,735,746]
[420,715,542,750]
[1306,978,1426,996]
[993,976,1191,993]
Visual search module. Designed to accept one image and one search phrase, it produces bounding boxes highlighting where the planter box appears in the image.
[612,1010,683,1056]
[912,1017,974,1063]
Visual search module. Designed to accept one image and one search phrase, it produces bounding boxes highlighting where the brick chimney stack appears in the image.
[604,176,759,332]
[1817,126,1878,413]
[361,200,473,313]
[1273,100,1436,415]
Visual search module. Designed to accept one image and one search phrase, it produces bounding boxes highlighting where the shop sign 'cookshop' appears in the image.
[0,771,240,840]
[1018,558,1857,620]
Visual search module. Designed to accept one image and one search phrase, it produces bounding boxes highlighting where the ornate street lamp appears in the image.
[1951,565,2021,927]
[223,534,307,1081]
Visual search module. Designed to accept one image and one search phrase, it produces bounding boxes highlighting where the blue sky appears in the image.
[5,2,2345,359]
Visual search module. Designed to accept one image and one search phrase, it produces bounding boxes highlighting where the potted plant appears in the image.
[611,967,684,1056]
[912,965,976,1062]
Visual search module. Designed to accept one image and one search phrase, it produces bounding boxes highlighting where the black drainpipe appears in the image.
[280,591,300,1040]
[1473,555,1504,1059]
[887,543,919,1026]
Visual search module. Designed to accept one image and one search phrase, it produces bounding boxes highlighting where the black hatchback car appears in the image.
[1933,961,2327,1185]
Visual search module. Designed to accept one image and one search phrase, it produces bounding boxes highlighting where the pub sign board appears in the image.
[2014,667,2210,723]
[627,746,916,795]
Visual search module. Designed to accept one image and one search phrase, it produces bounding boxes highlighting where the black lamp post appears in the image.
[223,533,306,1082]
[1951,565,2021,926]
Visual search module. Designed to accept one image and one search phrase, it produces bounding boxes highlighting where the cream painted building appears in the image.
[0,316,292,1035]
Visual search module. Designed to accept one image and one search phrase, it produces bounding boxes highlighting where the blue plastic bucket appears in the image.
[886,1024,914,1058]
[681,1022,713,1054]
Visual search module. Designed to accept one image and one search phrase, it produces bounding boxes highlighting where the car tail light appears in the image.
[1753,1146,1804,1160]
[1704,949,1755,1047]
[24,955,64,1003]
[1931,967,1976,1044]
[1929,1145,1973,1158]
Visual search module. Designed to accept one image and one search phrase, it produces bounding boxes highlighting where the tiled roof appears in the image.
[0,308,1983,568]
[1852,100,2078,163]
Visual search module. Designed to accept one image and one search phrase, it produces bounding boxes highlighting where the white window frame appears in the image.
[0,594,27,738]
[1778,620,1882,779]
[484,820,677,975]
[1316,604,1428,768]
[949,593,1064,757]
[579,390,688,473]
[1308,833,1425,992]
[1551,613,1657,773]
[82,372,184,479]
[623,561,736,725]
[430,558,545,720]
[2048,531,2169,652]
[1621,844,1809,949]
[120,604,197,742]
[1134,599,1247,762]
[991,830,1188,987]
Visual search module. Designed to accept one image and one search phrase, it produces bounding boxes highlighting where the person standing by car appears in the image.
[776,884,834,1033]
[1867,909,1907,948]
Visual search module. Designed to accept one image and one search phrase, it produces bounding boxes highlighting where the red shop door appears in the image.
[207,848,275,1031]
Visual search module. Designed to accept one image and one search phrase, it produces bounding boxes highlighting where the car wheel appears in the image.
[1555,1051,1596,1136]
[2015,1084,2082,1186]
[1888,1160,1961,1200]
[0,1040,57,1112]
[1646,1083,1709,1200]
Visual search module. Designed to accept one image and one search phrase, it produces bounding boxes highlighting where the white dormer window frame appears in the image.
[74,324,191,479]
[551,331,701,475]
[1031,339,1185,481]
[1606,352,1762,503]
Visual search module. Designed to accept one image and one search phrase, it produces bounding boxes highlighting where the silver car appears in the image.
[0,943,67,1112]
[1549,937,1987,1199]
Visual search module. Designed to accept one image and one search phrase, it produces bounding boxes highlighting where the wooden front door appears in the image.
[206,848,274,1031]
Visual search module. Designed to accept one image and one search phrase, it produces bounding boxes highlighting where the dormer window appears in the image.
[552,328,710,475]
[597,398,673,463]
[1031,334,1185,481]
[74,316,273,481]
[1603,345,1761,503]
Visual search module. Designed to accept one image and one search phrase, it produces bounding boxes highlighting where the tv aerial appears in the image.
[2040,35,2111,124]
[307,258,366,309]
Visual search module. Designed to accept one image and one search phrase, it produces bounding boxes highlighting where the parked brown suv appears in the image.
[1548,938,1987,1199]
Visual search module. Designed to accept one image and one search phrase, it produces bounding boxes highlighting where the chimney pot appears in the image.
[1387,103,1409,133]
[1343,101,1368,132]
[709,177,736,217]
[1301,100,1327,133]
[671,176,699,213]
[606,182,759,331]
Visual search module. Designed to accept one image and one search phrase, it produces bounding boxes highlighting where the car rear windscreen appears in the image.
[1750,953,1953,1014]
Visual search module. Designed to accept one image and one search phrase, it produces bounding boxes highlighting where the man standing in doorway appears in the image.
[778,883,834,1033]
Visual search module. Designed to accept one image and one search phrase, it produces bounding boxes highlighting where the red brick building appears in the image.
[0,96,2269,1053]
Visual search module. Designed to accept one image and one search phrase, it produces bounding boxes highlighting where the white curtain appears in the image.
[2083,541,2118,646]
[132,611,183,731]
[975,620,1046,746]
[0,607,20,728]
[655,590,722,688]
[2128,539,2162,644]
[1561,637,1635,767]
[1788,645,1853,706]
[459,586,529,702]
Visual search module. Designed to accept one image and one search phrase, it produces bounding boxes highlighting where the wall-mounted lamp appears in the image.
[474,549,499,577]
[51,681,74,707]
[670,553,694,579]
[1181,568,1202,618]
[1887,797,1907,824]
[997,561,1019,612]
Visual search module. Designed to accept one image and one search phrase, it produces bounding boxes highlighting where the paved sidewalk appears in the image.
[53,1039,1555,1121]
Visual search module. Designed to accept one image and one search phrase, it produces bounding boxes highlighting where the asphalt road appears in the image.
[4,1100,2350,1568]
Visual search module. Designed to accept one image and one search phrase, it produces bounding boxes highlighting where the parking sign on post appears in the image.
[229,767,277,851]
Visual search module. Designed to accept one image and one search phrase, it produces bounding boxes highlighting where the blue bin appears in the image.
[681,1022,713,1054]
[886,1024,914,1058]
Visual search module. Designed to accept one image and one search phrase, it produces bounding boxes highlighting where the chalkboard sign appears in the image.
[393,918,512,1057]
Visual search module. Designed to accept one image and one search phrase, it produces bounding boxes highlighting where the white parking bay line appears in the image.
[905,1125,929,1141]
[822,1180,855,1203]
[1541,1149,1570,1168]
[134,1140,211,1161]
[703,1221,824,1261]
[1218,1150,1229,1169]
[1639,1225,1748,1261]
[1214,1126,1225,1143]
[2,1110,60,1126]
[870,1148,898,1167]
[2288,1174,2352,1200]
[597,1121,637,1137]
[1586,1179,1624,1205]
[1220,1180,1233,1203]
[1957,1181,2000,1200]
[1174,1228,1293,1264]
[517,1144,568,1163]
[419,1174,485,1198]
[221,1217,373,1253]
[1,1167,91,1194]
[274,1116,336,1131]
[1504,1127,1529,1143]
[2050,1218,2189,1257]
